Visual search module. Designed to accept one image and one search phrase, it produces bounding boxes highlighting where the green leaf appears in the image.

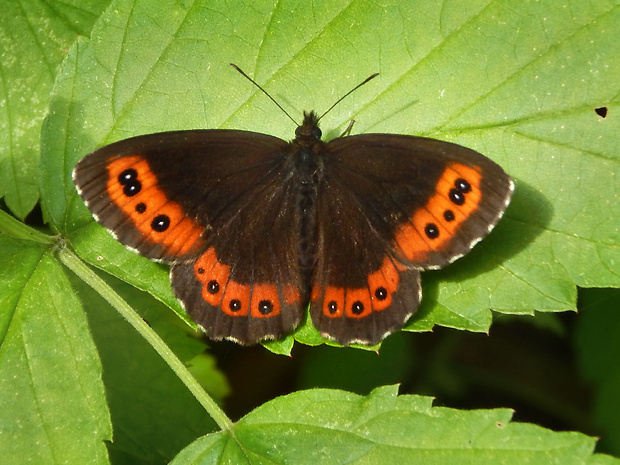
[70,222,193,328]
[71,272,222,463]
[1,0,619,462]
[40,0,620,352]
[0,0,109,219]
[172,385,614,464]
[0,236,111,463]
[0,227,225,463]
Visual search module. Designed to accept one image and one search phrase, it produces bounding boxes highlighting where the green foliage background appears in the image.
[0,0,618,463]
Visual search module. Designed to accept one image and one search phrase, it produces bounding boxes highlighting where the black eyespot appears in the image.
[207,280,219,293]
[351,301,364,315]
[449,188,465,205]
[375,287,388,301]
[454,178,471,193]
[122,180,141,197]
[151,214,170,232]
[258,300,274,315]
[135,202,147,213]
[424,223,440,239]
[118,169,138,184]
[229,299,242,312]
[119,169,141,197]
[443,210,455,222]
[327,301,338,314]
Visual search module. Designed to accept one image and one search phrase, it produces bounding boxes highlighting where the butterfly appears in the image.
[73,68,513,346]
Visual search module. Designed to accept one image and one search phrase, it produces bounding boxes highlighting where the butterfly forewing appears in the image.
[326,134,514,269]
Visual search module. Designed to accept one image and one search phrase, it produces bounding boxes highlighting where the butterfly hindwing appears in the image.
[309,134,513,345]
[170,157,307,344]
[73,130,306,344]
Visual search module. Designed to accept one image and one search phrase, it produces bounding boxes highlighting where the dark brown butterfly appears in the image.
[73,67,513,346]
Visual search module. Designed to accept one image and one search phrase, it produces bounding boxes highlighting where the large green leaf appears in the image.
[0,213,226,464]
[73,273,223,463]
[172,385,615,464]
[40,0,620,351]
[0,0,618,462]
[0,236,111,464]
[0,0,109,219]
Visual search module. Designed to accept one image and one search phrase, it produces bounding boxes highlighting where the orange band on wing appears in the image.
[106,156,205,257]
[395,162,483,262]
[194,247,286,319]
[283,285,302,304]
[367,257,401,312]
[221,281,251,317]
[318,257,403,319]
[344,288,372,319]
[322,287,345,318]
[250,283,281,318]
[194,247,230,307]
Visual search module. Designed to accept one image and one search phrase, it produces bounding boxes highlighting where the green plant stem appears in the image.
[59,245,236,434]
[0,209,56,243]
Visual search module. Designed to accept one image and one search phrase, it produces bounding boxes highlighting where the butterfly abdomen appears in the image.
[295,181,318,294]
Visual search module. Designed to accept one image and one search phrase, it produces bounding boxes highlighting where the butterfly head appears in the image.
[295,111,322,142]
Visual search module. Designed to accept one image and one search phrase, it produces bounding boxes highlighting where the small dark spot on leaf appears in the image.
[595,107,608,118]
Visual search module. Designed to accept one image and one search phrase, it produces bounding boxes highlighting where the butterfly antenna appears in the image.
[317,72,379,122]
[230,63,299,126]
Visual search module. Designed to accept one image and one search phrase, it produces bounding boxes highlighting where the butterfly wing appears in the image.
[73,130,306,344]
[310,134,514,345]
